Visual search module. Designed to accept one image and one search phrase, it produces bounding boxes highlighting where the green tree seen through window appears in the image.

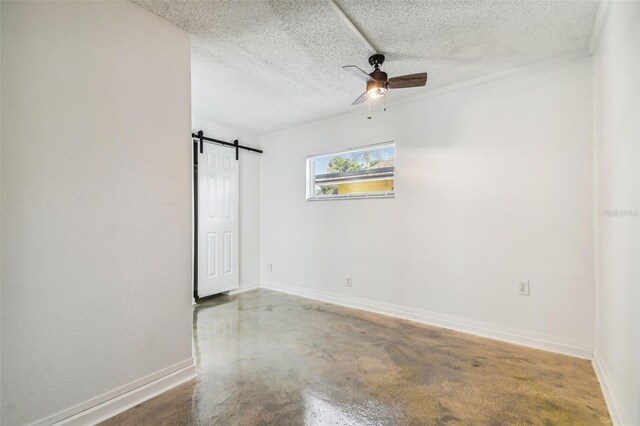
[327,156,363,173]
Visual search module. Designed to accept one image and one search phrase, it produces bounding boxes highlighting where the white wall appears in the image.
[1,2,193,425]
[192,117,261,292]
[592,1,640,424]
[0,1,3,416]
[260,56,595,357]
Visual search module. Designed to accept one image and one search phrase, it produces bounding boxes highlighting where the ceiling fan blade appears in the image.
[388,72,428,89]
[343,65,372,81]
[351,91,369,105]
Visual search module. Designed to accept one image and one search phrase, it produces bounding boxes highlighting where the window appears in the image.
[306,142,395,200]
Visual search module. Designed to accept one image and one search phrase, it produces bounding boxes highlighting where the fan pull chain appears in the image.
[367,100,372,120]
[384,93,387,112]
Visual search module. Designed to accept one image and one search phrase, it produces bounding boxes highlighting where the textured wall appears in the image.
[1,2,192,424]
[593,1,640,424]
[260,57,595,356]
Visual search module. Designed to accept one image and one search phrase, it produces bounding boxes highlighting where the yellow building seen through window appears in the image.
[337,179,394,195]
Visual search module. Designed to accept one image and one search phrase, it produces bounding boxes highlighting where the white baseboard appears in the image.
[225,284,260,296]
[30,358,196,426]
[261,281,593,360]
[592,352,622,425]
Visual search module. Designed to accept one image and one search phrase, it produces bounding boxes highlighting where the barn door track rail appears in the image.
[192,130,263,160]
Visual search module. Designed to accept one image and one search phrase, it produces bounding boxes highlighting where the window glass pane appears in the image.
[307,143,395,200]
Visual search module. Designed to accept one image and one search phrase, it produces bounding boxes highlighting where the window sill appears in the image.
[306,192,395,201]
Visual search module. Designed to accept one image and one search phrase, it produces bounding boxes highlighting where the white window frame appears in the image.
[306,141,396,201]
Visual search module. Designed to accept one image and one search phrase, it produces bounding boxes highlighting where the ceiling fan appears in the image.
[343,54,427,105]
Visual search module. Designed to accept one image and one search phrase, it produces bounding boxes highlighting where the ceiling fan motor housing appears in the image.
[368,54,388,90]
[369,69,388,83]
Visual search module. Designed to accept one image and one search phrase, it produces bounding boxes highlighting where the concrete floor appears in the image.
[103,289,610,425]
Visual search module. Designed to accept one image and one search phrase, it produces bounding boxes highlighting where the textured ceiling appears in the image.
[133,0,599,135]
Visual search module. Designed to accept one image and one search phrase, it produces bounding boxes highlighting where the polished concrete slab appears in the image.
[102,289,610,425]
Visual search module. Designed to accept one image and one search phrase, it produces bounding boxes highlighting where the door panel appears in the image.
[198,143,239,297]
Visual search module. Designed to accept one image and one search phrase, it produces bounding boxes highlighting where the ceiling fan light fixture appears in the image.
[368,87,386,99]
[366,79,387,98]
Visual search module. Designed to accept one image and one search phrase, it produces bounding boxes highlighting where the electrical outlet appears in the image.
[267,263,273,273]
[518,280,530,295]
[346,277,352,287]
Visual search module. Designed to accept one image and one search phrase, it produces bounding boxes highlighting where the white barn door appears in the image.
[197,143,239,297]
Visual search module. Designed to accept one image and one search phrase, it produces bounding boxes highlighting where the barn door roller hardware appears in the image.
[193,130,263,160]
